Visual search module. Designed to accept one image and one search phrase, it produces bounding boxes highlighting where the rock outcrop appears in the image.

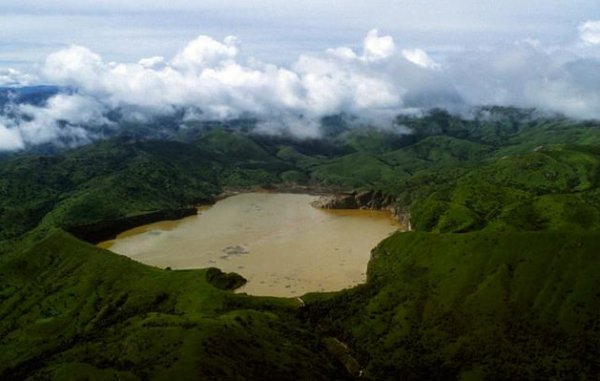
[312,190,411,230]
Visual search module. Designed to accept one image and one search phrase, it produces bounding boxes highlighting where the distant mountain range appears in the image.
[1,87,599,380]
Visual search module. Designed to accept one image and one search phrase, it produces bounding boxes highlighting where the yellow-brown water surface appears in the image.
[99,193,399,297]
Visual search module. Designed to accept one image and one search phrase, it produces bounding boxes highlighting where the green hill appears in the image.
[303,230,600,380]
[0,231,348,380]
[1,109,600,380]
[410,146,600,233]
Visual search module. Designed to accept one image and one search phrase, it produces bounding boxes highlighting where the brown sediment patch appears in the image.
[99,193,399,297]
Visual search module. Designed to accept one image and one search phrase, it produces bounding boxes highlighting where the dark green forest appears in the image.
[1,107,599,380]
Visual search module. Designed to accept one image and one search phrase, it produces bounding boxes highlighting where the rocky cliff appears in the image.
[311,190,411,229]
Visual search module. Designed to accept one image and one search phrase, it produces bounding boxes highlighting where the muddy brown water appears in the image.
[98,193,399,297]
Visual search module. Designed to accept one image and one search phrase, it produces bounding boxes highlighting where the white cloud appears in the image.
[1,0,598,76]
[255,117,321,139]
[0,121,24,151]
[0,68,36,86]
[18,93,110,129]
[326,47,358,60]
[138,56,166,69]
[2,25,600,151]
[402,48,441,69]
[362,29,395,61]
[579,20,600,45]
[171,35,239,72]
[35,33,411,121]
[0,93,111,151]
[43,45,105,89]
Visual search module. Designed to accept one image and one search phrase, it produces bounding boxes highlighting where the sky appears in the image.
[1,1,600,150]
[1,0,598,69]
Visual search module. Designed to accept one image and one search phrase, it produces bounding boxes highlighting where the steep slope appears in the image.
[1,110,600,380]
[304,230,600,380]
[410,146,600,232]
[0,231,349,381]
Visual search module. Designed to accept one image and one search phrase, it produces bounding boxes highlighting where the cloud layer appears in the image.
[39,30,412,119]
[0,68,35,87]
[1,23,600,151]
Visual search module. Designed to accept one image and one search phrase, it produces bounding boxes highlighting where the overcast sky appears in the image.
[1,1,600,151]
[1,0,598,69]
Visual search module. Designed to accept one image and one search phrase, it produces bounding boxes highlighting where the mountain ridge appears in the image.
[1,108,599,379]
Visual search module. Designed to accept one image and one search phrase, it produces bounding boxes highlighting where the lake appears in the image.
[99,192,399,297]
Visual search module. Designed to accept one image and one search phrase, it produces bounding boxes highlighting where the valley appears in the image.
[99,192,399,297]
[1,108,599,380]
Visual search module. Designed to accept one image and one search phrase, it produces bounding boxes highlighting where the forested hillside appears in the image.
[1,108,599,380]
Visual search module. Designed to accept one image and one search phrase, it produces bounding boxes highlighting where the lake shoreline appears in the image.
[220,185,411,228]
[67,184,348,244]
[66,207,199,244]
[69,184,409,245]
[98,192,400,297]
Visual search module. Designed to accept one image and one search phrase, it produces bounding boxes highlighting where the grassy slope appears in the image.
[0,132,292,245]
[304,230,600,380]
[411,146,600,233]
[0,231,348,381]
[300,122,600,380]
[2,112,599,243]
[0,139,220,242]
[1,109,600,380]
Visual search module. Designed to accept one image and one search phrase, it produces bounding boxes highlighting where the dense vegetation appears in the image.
[0,232,348,380]
[1,105,600,380]
[304,231,600,380]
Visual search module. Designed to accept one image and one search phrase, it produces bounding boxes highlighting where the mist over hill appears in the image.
[2,23,600,153]
[0,84,592,159]
[2,4,600,379]
[1,109,600,379]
